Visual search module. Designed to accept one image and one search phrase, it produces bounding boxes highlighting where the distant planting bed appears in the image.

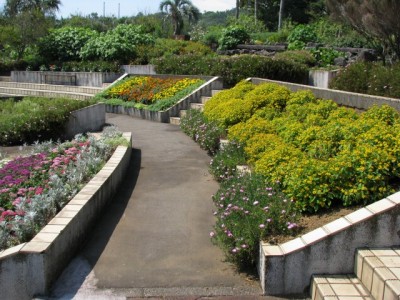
[97,76,205,111]
[0,97,96,146]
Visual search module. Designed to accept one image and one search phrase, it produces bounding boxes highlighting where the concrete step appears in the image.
[169,117,180,126]
[311,248,400,300]
[0,76,11,82]
[190,103,204,111]
[211,89,223,96]
[356,248,400,300]
[180,110,187,118]
[201,96,211,104]
[0,81,102,95]
[311,275,372,300]
[0,87,95,100]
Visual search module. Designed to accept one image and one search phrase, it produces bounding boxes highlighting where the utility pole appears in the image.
[254,0,257,24]
[103,1,105,17]
[118,3,120,18]
[278,0,284,30]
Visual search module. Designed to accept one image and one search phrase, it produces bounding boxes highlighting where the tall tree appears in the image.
[159,0,200,35]
[326,0,400,60]
[4,0,60,17]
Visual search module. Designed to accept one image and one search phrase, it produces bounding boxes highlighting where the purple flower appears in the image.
[259,224,265,229]
[209,231,215,237]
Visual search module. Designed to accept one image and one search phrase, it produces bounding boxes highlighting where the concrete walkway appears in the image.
[48,114,266,299]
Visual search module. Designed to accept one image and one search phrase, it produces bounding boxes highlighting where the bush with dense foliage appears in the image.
[153,54,308,87]
[133,38,213,65]
[210,173,299,269]
[80,24,154,63]
[38,27,97,62]
[330,62,400,98]
[0,97,96,145]
[218,26,250,50]
[202,81,400,212]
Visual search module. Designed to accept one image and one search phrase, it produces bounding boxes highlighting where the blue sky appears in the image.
[0,0,235,17]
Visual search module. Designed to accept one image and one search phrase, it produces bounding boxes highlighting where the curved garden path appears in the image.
[48,114,267,299]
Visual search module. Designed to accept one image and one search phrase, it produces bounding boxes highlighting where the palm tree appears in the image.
[159,0,200,36]
[5,0,60,17]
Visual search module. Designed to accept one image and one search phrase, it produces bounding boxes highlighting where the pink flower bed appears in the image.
[0,140,90,223]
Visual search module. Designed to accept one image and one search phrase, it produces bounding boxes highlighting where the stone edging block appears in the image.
[259,192,400,297]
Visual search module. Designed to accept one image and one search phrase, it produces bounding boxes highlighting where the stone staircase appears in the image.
[0,80,102,100]
[169,89,223,125]
[311,248,400,300]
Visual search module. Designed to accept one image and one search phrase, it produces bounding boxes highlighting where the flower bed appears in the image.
[0,127,128,250]
[180,81,400,270]
[98,76,205,111]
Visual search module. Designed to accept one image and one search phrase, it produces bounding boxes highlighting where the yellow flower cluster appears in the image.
[205,80,400,212]
[152,78,202,101]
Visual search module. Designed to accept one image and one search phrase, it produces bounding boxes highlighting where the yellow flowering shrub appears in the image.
[254,142,304,183]
[203,80,254,118]
[286,89,316,106]
[228,116,276,145]
[243,83,290,111]
[202,81,400,212]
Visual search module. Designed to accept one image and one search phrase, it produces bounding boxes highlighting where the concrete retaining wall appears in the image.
[64,103,106,139]
[308,69,339,89]
[259,194,400,297]
[0,133,132,299]
[106,76,223,122]
[121,65,156,75]
[11,71,123,87]
[250,77,400,111]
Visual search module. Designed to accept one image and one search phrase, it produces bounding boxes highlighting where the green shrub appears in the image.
[210,173,300,269]
[330,62,400,98]
[209,141,247,181]
[153,54,308,87]
[274,50,317,67]
[0,97,96,145]
[228,116,276,145]
[218,26,250,50]
[310,47,342,67]
[287,24,318,50]
[60,60,122,72]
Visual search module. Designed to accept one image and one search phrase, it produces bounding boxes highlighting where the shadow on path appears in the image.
[49,149,141,299]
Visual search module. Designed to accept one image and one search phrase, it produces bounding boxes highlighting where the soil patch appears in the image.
[266,204,363,245]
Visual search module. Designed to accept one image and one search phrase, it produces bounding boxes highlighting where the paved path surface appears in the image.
[48,114,271,299]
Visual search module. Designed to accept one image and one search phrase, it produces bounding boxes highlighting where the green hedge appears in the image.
[153,54,308,87]
[330,62,400,99]
[0,97,96,145]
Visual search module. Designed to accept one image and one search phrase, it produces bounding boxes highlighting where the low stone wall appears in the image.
[250,77,400,111]
[0,133,132,300]
[11,71,123,87]
[105,76,223,122]
[121,65,156,75]
[259,193,400,297]
[64,103,106,139]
